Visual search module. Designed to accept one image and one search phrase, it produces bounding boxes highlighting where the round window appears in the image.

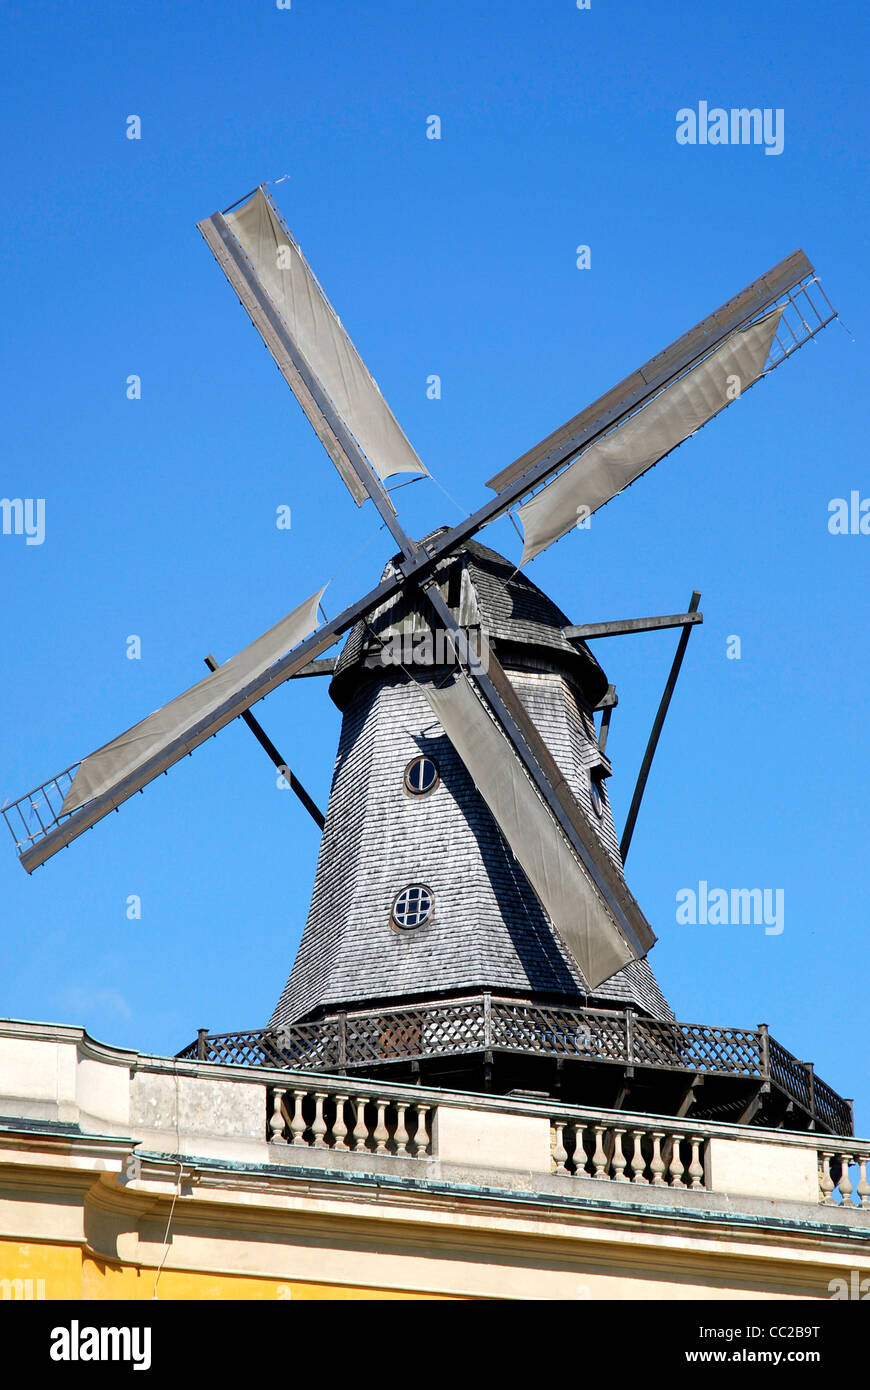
[590,776,604,818]
[404,755,439,796]
[391,884,434,930]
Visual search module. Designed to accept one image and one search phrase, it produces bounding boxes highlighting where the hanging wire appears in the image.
[152,1165,184,1300]
[427,470,474,521]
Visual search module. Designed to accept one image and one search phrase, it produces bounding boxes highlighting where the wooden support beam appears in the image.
[565,611,703,641]
[593,686,618,711]
[738,1082,770,1126]
[676,1074,704,1119]
[597,686,617,753]
[290,657,337,678]
[612,1064,635,1111]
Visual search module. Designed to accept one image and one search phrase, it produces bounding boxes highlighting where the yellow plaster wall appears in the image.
[0,1239,456,1301]
[0,1239,81,1299]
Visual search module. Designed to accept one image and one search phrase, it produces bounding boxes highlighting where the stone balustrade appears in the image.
[268,1086,431,1156]
[551,1118,706,1188]
[819,1146,870,1208]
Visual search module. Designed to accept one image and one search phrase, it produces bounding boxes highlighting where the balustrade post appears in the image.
[688,1136,705,1190]
[394,1103,410,1156]
[414,1104,430,1156]
[268,1088,287,1144]
[332,1095,349,1150]
[374,1099,390,1154]
[352,1097,370,1151]
[611,1129,628,1182]
[857,1159,870,1209]
[568,1123,586,1177]
[838,1152,854,1206]
[667,1134,686,1187]
[818,1152,835,1204]
[289,1090,308,1146]
[757,1022,770,1081]
[650,1132,666,1186]
[552,1121,568,1175]
[629,1130,646,1183]
[591,1125,608,1179]
[311,1093,328,1148]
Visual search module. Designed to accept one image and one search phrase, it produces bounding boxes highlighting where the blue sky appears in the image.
[1,1,867,1123]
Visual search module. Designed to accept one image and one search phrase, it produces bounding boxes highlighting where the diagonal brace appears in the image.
[204,654,325,831]
[619,591,701,864]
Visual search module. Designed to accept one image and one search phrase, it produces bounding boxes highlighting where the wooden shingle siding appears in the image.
[271,540,672,1032]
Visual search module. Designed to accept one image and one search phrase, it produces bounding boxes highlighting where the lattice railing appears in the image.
[490,1000,628,1060]
[641,1022,764,1075]
[768,1036,813,1108]
[346,998,485,1065]
[814,1074,853,1136]
[177,995,851,1135]
[175,1022,343,1070]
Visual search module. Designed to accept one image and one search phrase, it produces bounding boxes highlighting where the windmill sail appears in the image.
[199,188,428,507]
[516,307,784,566]
[60,588,327,817]
[424,672,654,988]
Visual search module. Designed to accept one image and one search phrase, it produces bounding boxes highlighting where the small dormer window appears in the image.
[391,885,434,929]
[404,756,439,796]
[589,774,604,818]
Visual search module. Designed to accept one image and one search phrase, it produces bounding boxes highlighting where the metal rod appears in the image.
[620,591,702,865]
[204,655,325,831]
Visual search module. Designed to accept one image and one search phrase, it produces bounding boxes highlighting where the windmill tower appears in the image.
[3,185,848,1129]
[270,533,673,1091]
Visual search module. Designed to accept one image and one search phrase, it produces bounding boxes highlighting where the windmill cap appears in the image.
[329,531,609,709]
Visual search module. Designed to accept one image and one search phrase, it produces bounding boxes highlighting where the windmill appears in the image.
[3,187,845,1123]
